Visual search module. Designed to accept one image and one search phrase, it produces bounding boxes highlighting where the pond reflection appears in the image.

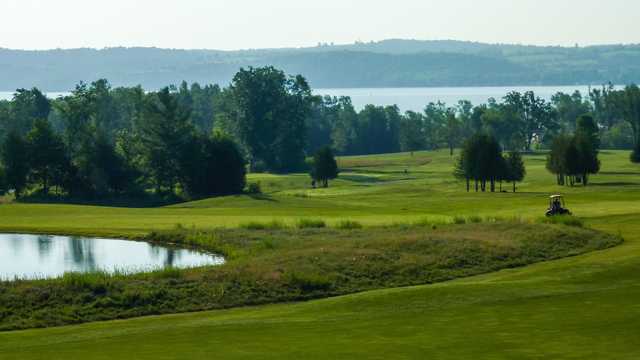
[0,234,224,280]
[37,235,53,259]
[149,245,182,267]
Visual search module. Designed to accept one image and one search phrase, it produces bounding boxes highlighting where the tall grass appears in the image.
[240,220,288,230]
[334,220,363,229]
[296,218,327,229]
[0,222,621,331]
[538,215,584,228]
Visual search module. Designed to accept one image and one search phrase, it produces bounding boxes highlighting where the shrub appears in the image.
[468,215,483,224]
[286,271,333,292]
[335,220,363,230]
[453,216,467,225]
[296,218,327,229]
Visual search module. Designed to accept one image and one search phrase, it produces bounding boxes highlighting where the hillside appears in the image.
[2,40,640,91]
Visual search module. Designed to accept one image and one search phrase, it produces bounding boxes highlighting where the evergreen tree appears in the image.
[26,119,68,196]
[310,146,339,188]
[1,131,29,197]
[140,87,193,193]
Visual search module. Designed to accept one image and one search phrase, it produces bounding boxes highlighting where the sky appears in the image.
[1,0,637,50]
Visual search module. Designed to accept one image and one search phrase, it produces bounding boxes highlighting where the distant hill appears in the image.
[1,40,640,91]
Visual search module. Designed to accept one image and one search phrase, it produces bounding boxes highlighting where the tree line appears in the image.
[309,85,640,160]
[1,66,639,199]
[0,83,246,200]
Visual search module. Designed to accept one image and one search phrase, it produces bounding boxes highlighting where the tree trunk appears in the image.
[466,178,470,192]
[513,181,516,193]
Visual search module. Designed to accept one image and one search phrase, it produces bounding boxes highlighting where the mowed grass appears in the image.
[0,149,639,358]
[0,150,637,236]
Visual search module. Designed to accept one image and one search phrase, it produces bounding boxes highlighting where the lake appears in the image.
[0,234,225,280]
[1,85,603,112]
[314,85,600,112]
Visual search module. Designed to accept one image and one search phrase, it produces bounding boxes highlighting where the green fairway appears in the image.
[1,149,639,358]
[0,150,638,236]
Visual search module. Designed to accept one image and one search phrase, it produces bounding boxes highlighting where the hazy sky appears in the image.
[1,0,637,50]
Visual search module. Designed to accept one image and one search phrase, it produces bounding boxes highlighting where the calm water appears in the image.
[1,85,603,112]
[315,85,601,112]
[0,234,224,280]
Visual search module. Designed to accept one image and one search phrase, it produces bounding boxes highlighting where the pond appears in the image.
[0,234,225,280]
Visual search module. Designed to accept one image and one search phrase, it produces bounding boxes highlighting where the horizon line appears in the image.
[2,38,640,52]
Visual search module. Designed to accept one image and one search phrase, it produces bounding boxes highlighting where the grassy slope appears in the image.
[1,223,618,331]
[0,150,639,358]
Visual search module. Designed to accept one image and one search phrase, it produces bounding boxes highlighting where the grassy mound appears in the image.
[0,222,620,331]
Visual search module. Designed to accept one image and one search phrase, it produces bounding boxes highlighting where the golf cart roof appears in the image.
[550,195,563,199]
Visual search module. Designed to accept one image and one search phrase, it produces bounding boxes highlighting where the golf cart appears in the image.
[546,195,572,217]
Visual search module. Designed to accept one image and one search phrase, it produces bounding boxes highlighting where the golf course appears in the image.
[0,149,638,358]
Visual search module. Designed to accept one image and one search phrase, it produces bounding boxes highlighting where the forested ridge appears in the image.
[2,39,640,90]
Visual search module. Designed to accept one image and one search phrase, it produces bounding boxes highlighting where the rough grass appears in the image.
[338,152,432,169]
[0,222,619,331]
[296,218,327,229]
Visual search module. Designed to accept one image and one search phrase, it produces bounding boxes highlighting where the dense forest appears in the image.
[1,66,639,201]
[2,40,640,90]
